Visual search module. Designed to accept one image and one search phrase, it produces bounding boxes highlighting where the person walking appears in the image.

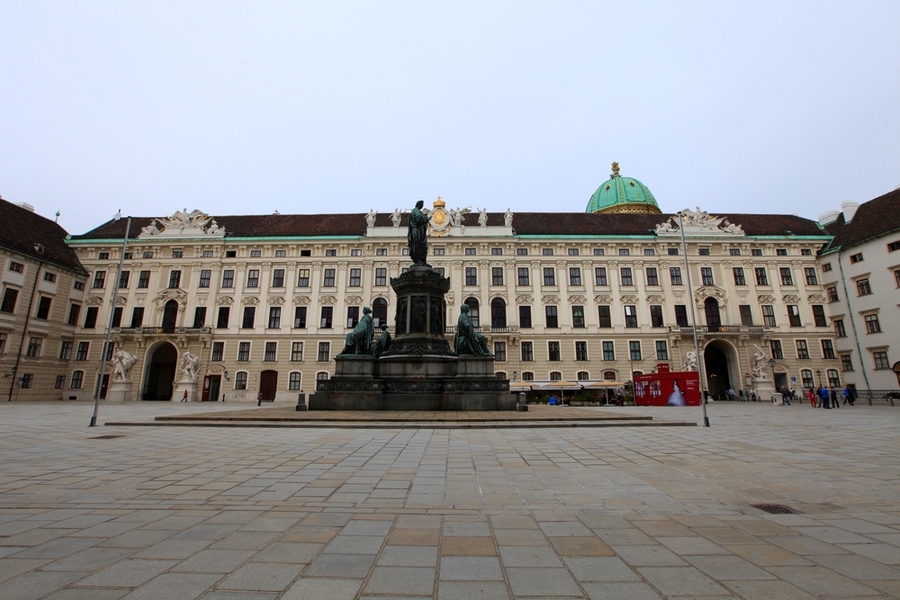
[181,390,188,402]
[808,388,817,408]
[843,384,856,406]
[819,386,831,409]
[830,387,839,408]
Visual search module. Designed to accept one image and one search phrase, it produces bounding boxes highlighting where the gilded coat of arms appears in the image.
[428,197,451,237]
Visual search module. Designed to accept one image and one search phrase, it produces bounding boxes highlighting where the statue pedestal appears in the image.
[106,380,131,403]
[173,380,198,402]
[752,380,778,404]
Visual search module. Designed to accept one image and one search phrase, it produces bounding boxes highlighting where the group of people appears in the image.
[806,385,856,408]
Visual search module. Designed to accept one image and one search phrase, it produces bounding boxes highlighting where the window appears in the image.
[733,267,746,286]
[650,305,664,327]
[55,375,65,389]
[465,267,477,286]
[698,248,710,256]
[834,318,846,338]
[729,248,741,256]
[242,307,256,328]
[71,371,84,389]
[598,305,612,328]
[35,296,52,320]
[74,281,84,290]
[268,307,281,329]
[92,271,106,288]
[675,305,689,327]
[787,305,801,327]
[822,262,832,272]
[235,372,248,390]
[864,313,881,334]
[517,248,528,256]
[434,267,445,277]
[494,342,506,362]
[130,307,143,328]
[739,305,753,326]
[272,269,285,287]
[669,267,682,286]
[291,342,303,361]
[317,342,330,362]
[701,267,714,286]
[624,305,638,328]
[776,248,787,256]
[347,306,360,328]
[821,340,836,359]
[289,372,302,390]
[350,249,362,257]
[548,341,561,361]
[294,306,307,328]
[8,261,24,273]
[856,278,871,296]
[199,270,211,288]
[517,267,530,286]
[550,371,562,381]
[804,267,818,285]
[216,306,230,329]
[299,249,310,257]
[595,267,608,286]
[841,354,853,371]
[542,248,553,256]
[84,307,99,328]
[490,299,506,328]
[873,350,889,369]
[519,306,532,328]
[618,248,630,256]
[264,342,277,362]
[237,342,250,362]
[172,249,183,258]
[755,268,769,286]
[376,248,387,256]
[222,269,235,288]
[117,271,129,288]
[577,371,589,381]
[138,270,150,288]
[827,286,839,302]
[602,341,615,361]
[629,341,642,361]
[349,268,361,287]
[168,270,181,288]
[565,248,578,256]
[811,305,827,327]
[325,249,337,257]
[801,369,814,388]
[297,269,310,287]
[762,305,776,327]
[796,340,810,359]
[888,240,900,252]
[620,268,633,286]
[193,307,206,328]
[375,268,387,286]
[59,341,73,360]
[143,251,154,259]
[643,248,655,256]
[275,250,286,257]
[655,340,669,361]
[569,267,582,286]
[827,369,841,387]
[212,342,224,362]
[543,267,556,286]
[593,248,605,256]
[320,306,333,328]
[433,247,445,256]
[545,306,558,328]
[75,341,91,361]
[492,247,503,256]
[372,299,388,328]
[572,306,585,328]
[801,249,812,256]
[323,269,336,287]
[849,253,863,263]
[645,267,658,286]
[667,247,679,256]
[26,337,42,358]
[492,267,504,286]
[203,250,214,258]
[770,340,783,360]
[896,269,900,288]
[246,269,259,288]
[780,267,794,286]
[521,341,533,362]
[575,341,588,361]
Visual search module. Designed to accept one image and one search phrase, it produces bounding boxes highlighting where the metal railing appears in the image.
[115,326,212,335]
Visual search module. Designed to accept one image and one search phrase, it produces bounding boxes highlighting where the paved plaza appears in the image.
[0,400,898,599]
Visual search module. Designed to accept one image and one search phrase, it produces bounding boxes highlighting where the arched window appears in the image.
[827,369,841,388]
[522,371,534,381]
[289,372,302,390]
[801,369,814,388]
[162,299,179,332]
[495,371,506,380]
[704,297,722,330]
[577,371,589,381]
[490,298,507,328]
[234,371,248,390]
[465,297,480,327]
[603,370,617,380]
[549,371,562,381]
[372,298,388,328]
[316,371,329,381]
[70,370,84,389]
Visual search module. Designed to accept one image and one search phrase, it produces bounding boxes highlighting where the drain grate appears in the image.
[752,503,799,514]
[89,435,124,440]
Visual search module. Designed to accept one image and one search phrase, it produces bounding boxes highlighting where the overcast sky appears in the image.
[1,1,898,236]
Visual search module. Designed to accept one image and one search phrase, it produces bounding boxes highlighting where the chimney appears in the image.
[818,209,840,226]
[16,202,35,212]
[841,201,859,223]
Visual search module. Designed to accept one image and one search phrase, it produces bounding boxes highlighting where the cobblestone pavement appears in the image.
[0,400,898,599]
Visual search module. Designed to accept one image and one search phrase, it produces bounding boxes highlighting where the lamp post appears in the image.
[678,212,710,427]
[816,369,822,388]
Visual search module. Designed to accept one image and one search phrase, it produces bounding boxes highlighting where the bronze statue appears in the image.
[454,304,493,357]
[371,324,392,358]
[340,307,374,355]
[407,200,430,265]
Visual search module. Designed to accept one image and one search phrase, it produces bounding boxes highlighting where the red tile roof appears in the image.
[0,199,86,274]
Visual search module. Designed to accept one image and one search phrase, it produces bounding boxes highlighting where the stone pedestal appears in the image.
[173,380,198,402]
[752,380,778,404]
[106,380,131,403]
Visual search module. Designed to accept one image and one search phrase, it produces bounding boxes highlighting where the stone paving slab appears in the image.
[0,400,897,598]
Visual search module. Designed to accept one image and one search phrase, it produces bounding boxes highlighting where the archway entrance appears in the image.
[703,341,736,400]
[143,342,177,400]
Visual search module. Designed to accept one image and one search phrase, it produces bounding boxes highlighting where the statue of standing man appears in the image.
[407,200,431,266]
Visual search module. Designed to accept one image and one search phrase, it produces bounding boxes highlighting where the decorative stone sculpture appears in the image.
[752,345,770,381]
[340,307,374,355]
[454,305,493,357]
[112,349,135,381]
[371,324,392,358]
[391,208,402,227]
[504,208,513,227]
[682,350,698,372]
[478,208,488,227]
[365,209,376,227]
[179,351,200,382]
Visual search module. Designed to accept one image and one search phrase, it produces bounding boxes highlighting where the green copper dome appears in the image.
[586,162,661,214]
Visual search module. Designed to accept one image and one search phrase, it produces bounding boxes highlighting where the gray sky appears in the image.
[2,1,898,236]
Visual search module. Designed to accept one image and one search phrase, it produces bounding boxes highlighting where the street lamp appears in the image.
[816,369,822,388]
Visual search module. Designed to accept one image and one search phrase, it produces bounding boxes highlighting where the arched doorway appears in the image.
[162,299,178,332]
[704,298,722,331]
[372,298,388,328]
[703,341,737,400]
[490,298,507,328]
[143,341,177,400]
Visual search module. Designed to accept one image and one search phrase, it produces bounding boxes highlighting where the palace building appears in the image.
[49,164,839,403]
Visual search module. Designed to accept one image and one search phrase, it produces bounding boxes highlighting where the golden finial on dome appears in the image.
[611,162,620,177]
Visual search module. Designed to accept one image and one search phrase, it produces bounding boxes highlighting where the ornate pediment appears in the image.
[319,295,337,305]
[293,295,311,305]
[808,294,827,304]
[783,294,801,304]
[137,209,225,239]
[241,296,260,305]
[646,294,665,304]
[345,295,365,305]
[216,296,234,305]
[695,286,728,305]
[516,294,534,304]
[268,296,285,305]
[757,294,776,304]
[654,207,745,237]
[542,295,560,304]
[85,296,104,306]
[154,288,188,309]
[594,294,613,304]
[620,294,639,304]
[568,295,587,304]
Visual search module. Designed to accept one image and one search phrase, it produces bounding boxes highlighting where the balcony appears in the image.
[114,326,212,336]
[668,325,767,336]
